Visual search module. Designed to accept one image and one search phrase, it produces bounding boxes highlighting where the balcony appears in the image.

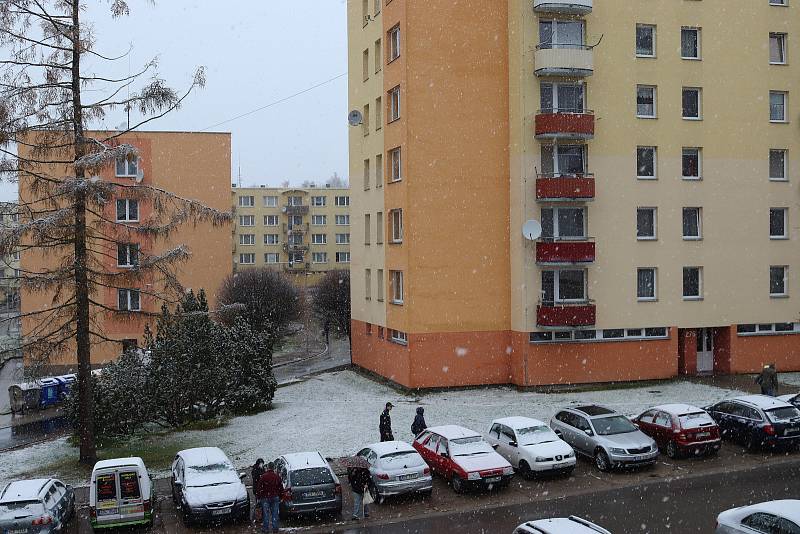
[285,223,309,235]
[535,110,594,140]
[537,302,596,328]
[533,0,592,15]
[535,46,593,77]
[536,239,595,264]
[284,205,309,216]
[536,174,595,201]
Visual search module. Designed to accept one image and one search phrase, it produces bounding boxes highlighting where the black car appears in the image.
[778,393,800,410]
[705,395,800,450]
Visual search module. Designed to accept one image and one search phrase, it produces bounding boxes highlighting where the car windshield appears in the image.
[380,451,423,466]
[185,462,238,487]
[0,501,43,516]
[766,406,800,422]
[517,425,558,445]
[594,415,638,435]
[678,411,714,428]
[291,467,334,487]
[450,436,493,456]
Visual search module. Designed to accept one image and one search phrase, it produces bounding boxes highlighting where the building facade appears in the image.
[20,131,232,367]
[231,186,351,283]
[348,0,800,388]
[0,203,21,360]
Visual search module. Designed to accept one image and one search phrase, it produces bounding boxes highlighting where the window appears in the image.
[637,268,657,301]
[335,196,350,206]
[388,25,400,61]
[637,147,656,179]
[117,243,139,268]
[374,39,382,73]
[374,0,380,15]
[363,103,370,136]
[117,289,141,311]
[390,209,403,242]
[390,270,404,304]
[362,48,369,81]
[361,0,368,24]
[541,207,586,240]
[238,195,254,207]
[311,196,325,206]
[682,88,701,119]
[682,208,702,239]
[770,0,788,4]
[682,148,702,180]
[365,214,371,244]
[288,233,304,246]
[637,207,657,240]
[770,91,787,122]
[389,147,402,182]
[681,27,700,59]
[288,195,303,206]
[312,215,327,225]
[237,215,253,227]
[336,214,350,226]
[116,199,139,222]
[540,82,584,113]
[390,330,408,345]
[540,144,586,176]
[264,195,278,207]
[239,253,255,265]
[265,253,279,263]
[375,96,382,130]
[288,215,302,228]
[263,215,277,226]
[541,269,586,303]
[539,19,584,49]
[336,251,350,263]
[389,85,400,121]
[311,233,327,244]
[770,150,787,181]
[770,266,788,296]
[312,252,328,264]
[770,33,787,64]
[636,24,655,57]
[377,212,383,244]
[531,327,669,343]
[336,233,350,244]
[239,234,255,246]
[742,514,784,534]
[770,208,788,238]
[289,252,304,264]
[363,158,370,190]
[264,234,279,245]
[115,155,138,177]
[365,269,372,300]
[683,267,702,299]
[376,154,383,186]
[636,85,657,118]
[377,269,384,301]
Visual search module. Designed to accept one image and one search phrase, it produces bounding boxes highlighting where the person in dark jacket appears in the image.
[348,466,372,520]
[255,462,284,533]
[756,363,779,396]
[379,402,394,442]
[411,407,427,437]
[250,459,265,522]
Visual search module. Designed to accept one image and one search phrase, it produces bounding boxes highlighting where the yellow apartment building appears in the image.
[348,0,800,388]
[231,186,352,283]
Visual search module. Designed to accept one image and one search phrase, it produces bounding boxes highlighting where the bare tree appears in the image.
[0,0,230,464]
[312,270,351,343]
[326,172,348,188]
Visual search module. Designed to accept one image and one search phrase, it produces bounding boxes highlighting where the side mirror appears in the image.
[584,429,594,436]
[509,441,518,448]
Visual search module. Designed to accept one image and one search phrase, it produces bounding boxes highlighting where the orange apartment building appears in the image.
[19,131,232,367]
[348,0,800,389]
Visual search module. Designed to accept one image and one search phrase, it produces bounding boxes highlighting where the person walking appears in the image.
[250,459,266,522]
[411,407,427,437]
[379,402,394,442]
[255,462,284,533]
[348,465,373,520]
[756,364,779,396]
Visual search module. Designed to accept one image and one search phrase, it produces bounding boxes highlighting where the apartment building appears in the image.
[0,203,21,358]
[19,131,232,367]
[232,186,351,283]
[348,0,800,388]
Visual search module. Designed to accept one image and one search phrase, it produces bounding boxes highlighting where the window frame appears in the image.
[115,155,138,178]
[388,85,401,122]
[637,207,657,240]
[388,24,401,62]
[116,199,139,222]
[312,214,327,226]
[541,269,588,304]
[682,87,702,120]
[770,33,788,65]
[636,85,657,118]
[682,207,702,240]
[636,146,657,179]
[116,243,139,268]
[680,27,701,60]
[770,149,788,181]
[637,267,658,301]
[682,266,703,300]
[239,253,255,265]
[770,265,789,297]
[390,209,403,243]
[390,270,404,305]
[635,24,656,58]
[681,147,702,180]
[770,91,788,122]
[238,195,254,207]
[117,288,141,311]
[389,147,402,182]
[770,208,789,239]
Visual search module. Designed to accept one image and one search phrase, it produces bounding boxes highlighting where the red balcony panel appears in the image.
[536,241,595,264]
[535,112,595,139]
[537,304,596,327]
[536,176,595,200]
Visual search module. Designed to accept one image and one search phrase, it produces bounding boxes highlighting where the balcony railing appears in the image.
[536,238,595,264]
[536,174,595,201]
[537,301,596,328]
[535,110,595,140]
[533,0,592,14]
[284,222,309,235]
[284,205,309,216]
[284,243,309,252]
[534,45,593,77]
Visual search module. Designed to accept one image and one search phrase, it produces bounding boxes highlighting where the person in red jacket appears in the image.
[255,463,284,533]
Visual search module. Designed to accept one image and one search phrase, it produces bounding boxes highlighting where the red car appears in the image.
[412,425,514,493]
[633,403,721,458]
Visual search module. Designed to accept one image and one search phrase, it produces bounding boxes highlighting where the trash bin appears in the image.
[8,382,41,413]
[38,378,61,408]
[55,374,77,400]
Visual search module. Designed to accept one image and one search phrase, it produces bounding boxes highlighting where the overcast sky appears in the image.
[0,0,348,201]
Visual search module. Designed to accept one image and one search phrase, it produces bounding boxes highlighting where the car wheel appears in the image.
[451,474,464,494]
[666,441,680,459]
[594,449,611,472]
[518,460,533,480]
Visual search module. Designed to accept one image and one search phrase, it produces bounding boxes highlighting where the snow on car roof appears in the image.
[573,405,616,417]
[0,479,49,502]
[652,403,705,415]
[428,425,481,440]
[778,393,799,403]
[179,447,230,468]
[736,395,794,410]
[367,440,416,456]
[527,517,611,534]
[282,451,327,470]
[493,416,548,430]
[93,457,146,472]
[751,500,800,523]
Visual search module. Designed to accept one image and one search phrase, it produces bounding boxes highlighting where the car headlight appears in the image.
[467,472,481,481]
[565,452,574,458]
[609,448,626,455]
[502,467,513,475]
[535,457,549,462]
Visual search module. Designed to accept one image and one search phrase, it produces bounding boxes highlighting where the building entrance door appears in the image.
[696,328,714,374]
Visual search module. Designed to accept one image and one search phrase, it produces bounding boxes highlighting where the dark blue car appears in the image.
[705,395,800,450]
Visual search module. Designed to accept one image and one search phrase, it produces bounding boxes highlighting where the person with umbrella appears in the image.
[343,456,373,520]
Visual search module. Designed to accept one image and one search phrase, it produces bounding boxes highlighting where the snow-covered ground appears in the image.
[780,372,800,389]
[0,370,747,485]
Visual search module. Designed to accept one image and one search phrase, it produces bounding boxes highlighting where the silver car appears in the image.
[550,405,658,471]
[356,441,433,499]
[0,478,75,533]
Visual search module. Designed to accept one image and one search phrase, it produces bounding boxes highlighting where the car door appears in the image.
[635,409,659,444]
[171,457,184,503]
[53,481,70,525]
[494,425,516,464]
[423,434,442,474]
[712,402,734,437]
[552,411,577,447]
[573,415,595,454]
[652,411,673,446]
[487,423,502,450]
[436,438,453,478]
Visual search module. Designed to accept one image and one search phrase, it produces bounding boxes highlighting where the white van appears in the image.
[89,457,153,529]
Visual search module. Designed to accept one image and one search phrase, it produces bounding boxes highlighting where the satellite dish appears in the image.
[348,110,363,126]
[135,169,144,183]
[522,219,542,241]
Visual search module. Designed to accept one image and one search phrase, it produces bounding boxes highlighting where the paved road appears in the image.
[274,336,351,385]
